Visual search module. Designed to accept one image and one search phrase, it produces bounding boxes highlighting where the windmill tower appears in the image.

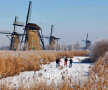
[43,25,60,50]
[20,1,45,50]
[0,16,24,51]
[82,33,91,50]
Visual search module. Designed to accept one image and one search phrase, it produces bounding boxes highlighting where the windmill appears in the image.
[20,1,45,50]
[43,25,60,50]
[0,16,24,51]
[82,33,91,50]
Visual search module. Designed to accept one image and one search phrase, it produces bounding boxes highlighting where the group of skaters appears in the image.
[56,56,73,68]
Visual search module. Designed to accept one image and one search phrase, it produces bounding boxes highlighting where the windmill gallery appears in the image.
[0,1,60,51]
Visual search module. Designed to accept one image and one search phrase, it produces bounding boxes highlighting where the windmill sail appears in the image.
[9,32,20,51]
[0,31,12,34]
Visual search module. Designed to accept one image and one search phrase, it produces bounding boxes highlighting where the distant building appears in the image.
[86,40,91,49]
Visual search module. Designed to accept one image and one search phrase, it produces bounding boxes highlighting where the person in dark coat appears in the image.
[56,57,61,67]
[56,58,59,67]
[69,58,73,68]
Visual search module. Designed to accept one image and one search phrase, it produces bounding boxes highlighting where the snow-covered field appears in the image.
[0,56,91,88]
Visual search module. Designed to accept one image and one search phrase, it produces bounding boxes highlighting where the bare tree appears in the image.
[91,39,108,62]
[73,41,80,50]
[67,43,73,51]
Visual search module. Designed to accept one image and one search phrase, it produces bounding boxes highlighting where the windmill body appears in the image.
[82,33,91,50]
[10,32,20,50]
[25,23,42,50]
[49,36,56,49]
[86,40,91,49]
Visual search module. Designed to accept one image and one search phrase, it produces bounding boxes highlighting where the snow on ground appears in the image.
[0,56,91,88]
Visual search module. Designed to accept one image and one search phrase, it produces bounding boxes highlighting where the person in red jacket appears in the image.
[64,57,68,67]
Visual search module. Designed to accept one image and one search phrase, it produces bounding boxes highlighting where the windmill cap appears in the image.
[51,36,60,39]
[86,40,91,43]
[26,23,41,30]
[12,32,19,35]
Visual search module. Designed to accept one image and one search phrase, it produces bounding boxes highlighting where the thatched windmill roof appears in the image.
[26,23,41,30]
[11,32,19,36]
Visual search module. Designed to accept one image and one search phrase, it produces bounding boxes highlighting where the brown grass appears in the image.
[0,51,108,90]
[0,50,88,78]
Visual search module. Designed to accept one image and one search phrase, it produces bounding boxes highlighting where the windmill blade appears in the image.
[26,1,32,25]
[13,16,24,27]
[13,16,17,32]
[0,31,12,34]
[40,29,43,37]
[43,36,50,38]
[85,33,88,50]
[6,35,11,40]
[54,37,60,39]
[50,25,54,37]
[86,33,88,41]
[40,29,45,42]
[24,31,28,45]
[56,39,60,45]
[13,22,24,27]
[20,30,26,45]
[38,31,45,50]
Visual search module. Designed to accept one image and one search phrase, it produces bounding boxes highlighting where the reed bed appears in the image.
[87,52,108,89]
[0,51,107,90]
[0,50,88,78]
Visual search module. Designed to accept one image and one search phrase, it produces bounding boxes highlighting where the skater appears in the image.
[69,58,73,68]
[58,57,62,66]
[56,58,59,67]
[64,57,68,67]
[56,57,61,67]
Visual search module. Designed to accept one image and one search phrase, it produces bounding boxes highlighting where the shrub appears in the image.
[91,39,108,62]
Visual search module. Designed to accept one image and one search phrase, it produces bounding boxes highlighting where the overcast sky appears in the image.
[0,0,108,47]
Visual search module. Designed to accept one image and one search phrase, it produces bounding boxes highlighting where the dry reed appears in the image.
[0,51,107,90]
[0,50,88,78]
